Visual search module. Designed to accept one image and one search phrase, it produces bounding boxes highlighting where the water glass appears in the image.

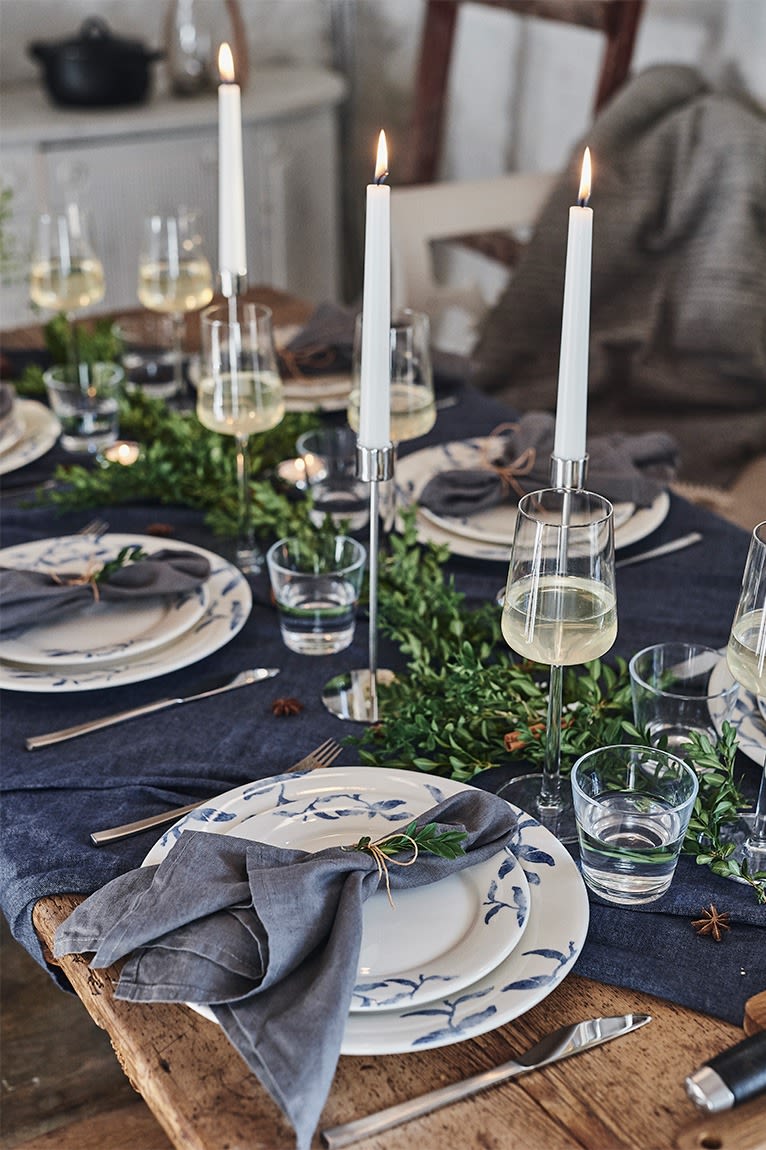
[571,744,698,905]
[629,642,739,755]
[295,427,369,531]
[266,535,366,656]
[113,313,179,399]
[43,362,123,453]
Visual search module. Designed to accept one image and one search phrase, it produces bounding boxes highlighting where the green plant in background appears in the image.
[0,184,21,285]
[14,314,123,399]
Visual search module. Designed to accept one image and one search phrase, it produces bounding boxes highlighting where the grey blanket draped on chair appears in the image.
[471,64,766,487]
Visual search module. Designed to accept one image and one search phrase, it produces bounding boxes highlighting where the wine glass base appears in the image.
[235,545,264,575]
[322,668,396,722]
[719,815,766,878]
[497,771,579,843]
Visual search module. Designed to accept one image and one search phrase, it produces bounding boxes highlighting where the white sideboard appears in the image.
[0,65,347,329]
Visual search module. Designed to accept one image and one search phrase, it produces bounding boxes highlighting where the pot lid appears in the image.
[30,17,157,59]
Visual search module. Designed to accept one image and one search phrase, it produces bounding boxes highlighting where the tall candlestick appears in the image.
[217,42,247,288]
[553,147,592,463]
[358,130,391,450]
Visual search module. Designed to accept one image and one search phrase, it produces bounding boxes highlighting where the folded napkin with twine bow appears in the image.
[54,789,516,1150]
[419,411,678,518]
[0,548,210,635]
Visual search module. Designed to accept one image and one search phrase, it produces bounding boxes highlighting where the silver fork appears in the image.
[76,517,110,538]
[89,738,344,846]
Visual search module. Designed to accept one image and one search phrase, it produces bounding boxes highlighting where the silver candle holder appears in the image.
[322,441,396,721]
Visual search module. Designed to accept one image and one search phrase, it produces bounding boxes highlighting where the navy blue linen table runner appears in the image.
[1,382,764,1028]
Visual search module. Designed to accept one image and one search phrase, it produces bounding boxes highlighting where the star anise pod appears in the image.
[271,696,304,717]
[691,904,731,942]
[145,523,175,537]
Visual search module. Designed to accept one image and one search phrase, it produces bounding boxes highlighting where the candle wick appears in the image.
[578,194,591,208]
[375,170,389,186]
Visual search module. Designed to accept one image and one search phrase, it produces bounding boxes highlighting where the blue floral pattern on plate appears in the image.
[143,767,586,1050]
[0,534,251,692]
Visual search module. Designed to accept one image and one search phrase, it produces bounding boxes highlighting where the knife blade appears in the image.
[320,1013,651,1148]
[685,1031,766,1112]
[25,668,280,750]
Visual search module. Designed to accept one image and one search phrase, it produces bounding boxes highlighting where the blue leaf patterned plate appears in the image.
[144,767,589,1052]
[0,534,251,692]
[1,535,209,668]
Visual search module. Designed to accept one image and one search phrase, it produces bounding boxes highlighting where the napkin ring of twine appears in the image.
[279,344,337,380]
[50,561,103,603]
[341,830,419,909]
[482,422,536,500]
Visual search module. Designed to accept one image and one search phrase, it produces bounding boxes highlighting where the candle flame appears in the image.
[218,42,235,83]
[578,147,592,206]
[374,130,388,184]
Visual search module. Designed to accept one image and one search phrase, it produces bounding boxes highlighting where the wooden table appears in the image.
[33,895,765,1150]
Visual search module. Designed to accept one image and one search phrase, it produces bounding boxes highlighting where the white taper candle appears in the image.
[553,147,593,462]
[358,130,391,450]
[217,42,247,284]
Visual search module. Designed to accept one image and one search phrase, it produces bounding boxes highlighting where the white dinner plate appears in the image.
[396,438,670,560]
[0,400,61,476]
[0,534,251,692]
[710,656,766,768]
[144,767,589,1054]
[145,770,530,1014]
[0,535,209,668]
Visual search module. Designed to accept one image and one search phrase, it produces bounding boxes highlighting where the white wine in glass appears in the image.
[198,302,285,573]
[499,488,617,841]
[725,520,766,875]
[30,207,105,372]
[138,211,213,396]
[348,309,436,444]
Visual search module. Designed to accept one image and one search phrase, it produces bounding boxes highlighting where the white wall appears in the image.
[1,0,764,311]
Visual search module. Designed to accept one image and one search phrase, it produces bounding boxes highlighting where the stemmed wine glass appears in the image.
[137,210,214,397]
[197,302,285,573]
[498,488,617,840]
[725,520,766,874]
[29,205,105,375]
[348,309,436,527]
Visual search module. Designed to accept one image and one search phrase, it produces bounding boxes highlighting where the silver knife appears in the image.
[615,532,703,569]
[25,668,280,750]
[321,1013,651,1148]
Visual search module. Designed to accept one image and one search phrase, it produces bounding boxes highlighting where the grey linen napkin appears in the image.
[0,549,211,635]
[419,411,677,517]
[54,789,516,1150]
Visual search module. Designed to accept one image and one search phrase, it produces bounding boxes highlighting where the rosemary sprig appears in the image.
[95,544,147,583]
[342,820,468,861]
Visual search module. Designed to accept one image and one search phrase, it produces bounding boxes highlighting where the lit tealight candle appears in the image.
[553,146,593,463]
[103,440,141,466]
[277,457,310,489]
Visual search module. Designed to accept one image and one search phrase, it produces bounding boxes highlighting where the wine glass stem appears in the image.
[172,312,185,395]
[235,433,254,561]
[540,663,564,809]
[747,765,766,848]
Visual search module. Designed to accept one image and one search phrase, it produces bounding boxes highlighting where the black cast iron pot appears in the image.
[29,17,163,108]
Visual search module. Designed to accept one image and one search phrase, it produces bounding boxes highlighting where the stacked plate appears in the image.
[0,533,252,692]
[0,397,61,476]
[144,766,590,1055]
[396,437,671,561]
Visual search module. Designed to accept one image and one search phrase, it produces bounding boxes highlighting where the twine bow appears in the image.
[341,830,420,909]
[50,561,103,603]
[279,343,338,380]
[481,422,537,500]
